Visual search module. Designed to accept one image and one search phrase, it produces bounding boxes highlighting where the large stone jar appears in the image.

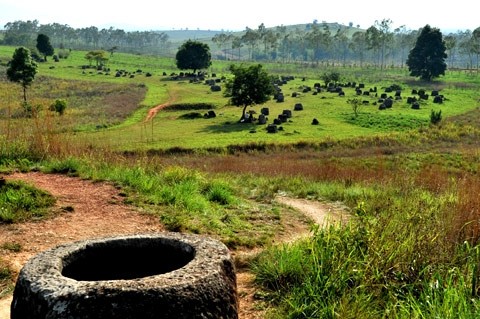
[11,233,238,318]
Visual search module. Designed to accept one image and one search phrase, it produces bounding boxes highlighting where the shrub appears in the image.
[179,112,203,120]
[49,99,67,115]
[19,102,41,118]
[0,180,55,223]
[430,110,442,125]
[57,49,70,59]
[204,181,236,205]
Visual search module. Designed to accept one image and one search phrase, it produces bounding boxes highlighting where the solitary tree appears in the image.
[224,64,275,121]
[36,33,54,61]
[85,50,109,68]
[406,25,447,81]
[175,40,211,74]
[7,47,38,103]
[347,98,362,118]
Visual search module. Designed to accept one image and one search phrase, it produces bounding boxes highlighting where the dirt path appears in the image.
[275,196,350,229]
[0,172,349,319]
[144,90,178,122]
[0,172,165,319]
[144,102,170,122]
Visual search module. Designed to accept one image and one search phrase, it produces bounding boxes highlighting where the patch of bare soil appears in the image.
[0,172,164,319]
[0,172,349,319]
[275,196,350,230]
[144,102,170,122]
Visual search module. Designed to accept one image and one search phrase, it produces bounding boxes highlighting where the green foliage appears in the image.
[85,50,108,67]
[431,109,443,125]
[21,101,42,118]
[0,180,55,223]
[49,160,278,247]
[224,64,275,120]
[253,225,369,318]
[36,33,54,61]
[57,49,70,59]
[49,99,67,115]
[175,40,212,74]
[320,71,341,86]
[347,97,362,117]
[165,103,216,111]
[1,242,22,252]
[6,46,38,103]
[407,25,447,81]
[43,157,81,175]
[345,113,428,131]
[204,180,237,205]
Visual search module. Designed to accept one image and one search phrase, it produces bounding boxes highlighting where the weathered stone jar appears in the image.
[11,233,238,319]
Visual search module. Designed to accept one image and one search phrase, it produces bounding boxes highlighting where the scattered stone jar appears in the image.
[11,233,238,319]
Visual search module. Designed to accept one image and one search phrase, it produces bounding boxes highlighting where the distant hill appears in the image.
[160,30,224,43]
[157,22,363,44]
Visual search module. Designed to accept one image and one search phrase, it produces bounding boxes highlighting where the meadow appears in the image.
[1,44,480,317]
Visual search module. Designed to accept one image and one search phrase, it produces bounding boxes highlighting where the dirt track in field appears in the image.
[0,171,349,319]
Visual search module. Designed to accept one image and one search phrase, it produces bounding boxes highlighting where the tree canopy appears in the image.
[175,40,212,74]
[6,47,38,103]
[85,50,109,68]
[36,33,54,61]
[406,25,447,81]
[224,64,275,121]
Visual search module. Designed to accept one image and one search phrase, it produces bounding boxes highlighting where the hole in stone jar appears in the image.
[61,237,195,281]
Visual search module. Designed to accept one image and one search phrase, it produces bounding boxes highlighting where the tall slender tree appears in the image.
[6,47,38,104]
[406,25,447,81]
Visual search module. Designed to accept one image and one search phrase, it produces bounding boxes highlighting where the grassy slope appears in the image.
[2,45,478,152]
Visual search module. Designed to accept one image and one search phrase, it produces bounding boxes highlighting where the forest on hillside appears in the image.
[1,19,480,69]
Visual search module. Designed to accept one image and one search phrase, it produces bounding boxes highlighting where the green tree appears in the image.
[224,64,275,121]
[406,25,447,81]
[36,33,54,61]
[320,71,340,87]
[85,50,108,68]
[6,47,38,103]
[350,31,367,67]
[175,40,212,74]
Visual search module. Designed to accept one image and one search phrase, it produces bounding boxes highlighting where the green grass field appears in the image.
[2,45,478,152]
[2,44,480,318]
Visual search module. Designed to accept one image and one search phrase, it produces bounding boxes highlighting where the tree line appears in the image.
[2,19,480,70]
[212,20,480,70]
[0,20,170,54]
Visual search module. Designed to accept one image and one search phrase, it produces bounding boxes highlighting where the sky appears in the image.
[0,0,478,33]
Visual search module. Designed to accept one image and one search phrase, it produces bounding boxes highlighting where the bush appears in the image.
[204,181,236,205]
[57,49,70,59]
[49,99,67,115]
[179,112,203,120]
[20,102,41,118]
[430,109,442,125]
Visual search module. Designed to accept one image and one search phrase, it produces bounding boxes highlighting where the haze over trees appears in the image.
[1,20,170,54]
[1,19,480,69]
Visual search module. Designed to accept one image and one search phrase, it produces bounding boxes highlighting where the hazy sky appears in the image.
[0,0,477,32]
